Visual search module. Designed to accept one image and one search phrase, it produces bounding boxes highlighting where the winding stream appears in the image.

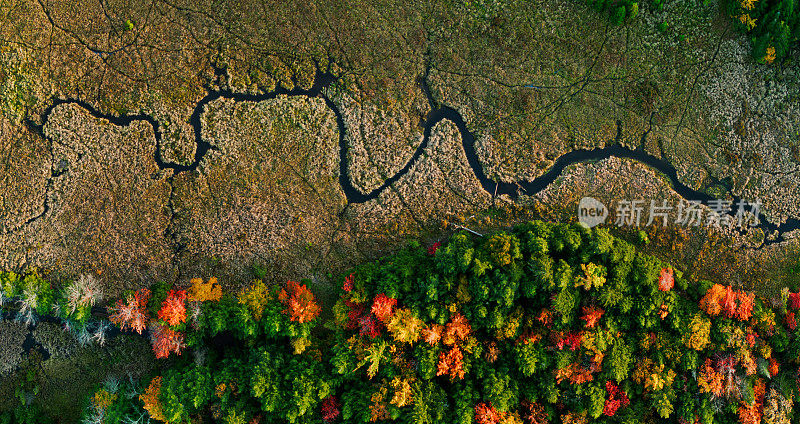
[34,66,800,247]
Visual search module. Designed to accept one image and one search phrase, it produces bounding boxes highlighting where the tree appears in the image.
[575,263,606,291]
[387,308,424,345]
[514,340,544,377]
[150,323,186,358]
[140,377,167,422]
[249,346,332,422]
[683,313,711,351]
[483,232,521,267]
[158,289,188,327]
[603,381,630,416]
[658,268,674,292]
[437,346,465,381]
[768,357,779,377]
[523,255,554,297]
[343,273,355,293]
[363,339,388,379]
[699,284,727,316]
[159,365,213,422]
[607,339,632,382]
[736,292,755,321]
[788,291,800,310]
[237,279,272,320]
[321,395,341,423]
[108,288,150,334]
[279,281,321,324]
[390,377,414,408]
[358,314,380,338]
[474,402,501,424]
[421,324,443,345]
[785,312,797,330]
[555,332,581,351]
[188,277,222,302]
[698,359,723,397]
[738,378,765,424]
[580,306,604,329]
[443,313,472,345]
[482,370,518,413]
[371,293,397,323]
[65,274,104,314]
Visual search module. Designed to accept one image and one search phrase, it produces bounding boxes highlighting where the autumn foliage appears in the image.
[237,279,272,320]
[789,291,800,310]
[421,323,443,345]
[77,221,800,424]
[386,308,424,344]
[279,280,321,323]
[555,331,582,351]
[187,277,222,302]
[321,395,341,423]
[698,358,724,396]
[436,346,465,381]
[140,376,167,422]
[787,312,797,330]
[158,289,187,327]
[342,273,354,292]
[658,267,674,291]
[474,402,501,424]
[358,314,380,338]
[738,379,766,424]
[371,293,397,323]
[108,288,150,334]
[442,313,471,345]
[580,306,604,328]
[150,323,186,358]
[603,381,630,416]
[699,284,755,321]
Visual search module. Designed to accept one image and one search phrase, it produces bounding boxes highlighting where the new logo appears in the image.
[578,197,608,228]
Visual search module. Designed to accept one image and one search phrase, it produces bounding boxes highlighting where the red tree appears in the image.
[580,306,604,328]
[321,395,341,423]
[474,402,501,424]
[769,357,780,377]
[279,281,321,323]
[520,401,549,424]
[150,324,185,359]
[555,332,582,351]
[358,314,380,338]
[342,273,354,293]
[787,312,797,330]
[158,289,187,327]
[345,300,366,330]
[789,292,800,310]
[735,292,755,321]
[603,381,630,416]
[722,286,737,318]
[437,346,465,381]
[371,294,397,323]
[658,267,674,291]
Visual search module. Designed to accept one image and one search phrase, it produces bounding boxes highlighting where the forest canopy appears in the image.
[3,221,800,424]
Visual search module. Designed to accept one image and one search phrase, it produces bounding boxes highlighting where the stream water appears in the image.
[34,67,800,247]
